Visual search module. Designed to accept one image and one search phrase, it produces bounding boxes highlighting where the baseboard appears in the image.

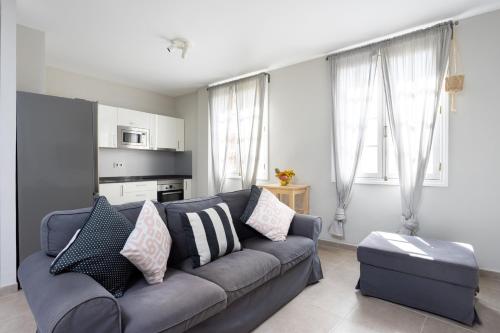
[0,283,18,298]
[319,240,500,279]
[480,269,500,280]
[318,239,357,251]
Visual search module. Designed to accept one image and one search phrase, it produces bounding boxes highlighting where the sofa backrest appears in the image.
[41,201,166,257]
[162,196,223,266]
[41,190,257,263]
[216,189,260,241]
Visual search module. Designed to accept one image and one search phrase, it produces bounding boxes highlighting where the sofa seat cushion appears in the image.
[357,231,479,288]
[242,235,314,275]
[118,268,227,333]
[180,249,280,304]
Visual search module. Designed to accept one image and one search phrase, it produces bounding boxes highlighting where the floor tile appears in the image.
[0,313,37,333]
[421,317,474,333]
[346,296,427,333]
[299,278,361,318]
[0,291,31,322]
[473,300,500,333]
[476,285,500,310]
[329,319,383,333]
[253,298,344,333]
[479,276,500,292]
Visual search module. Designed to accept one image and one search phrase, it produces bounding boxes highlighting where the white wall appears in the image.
[0,0,17,289]
[17,25,45,93]
[46,67,175,115]
[177,9,500,272]
[270,9,500,272]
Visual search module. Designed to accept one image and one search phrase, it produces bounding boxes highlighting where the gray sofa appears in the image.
[18,189,323,333]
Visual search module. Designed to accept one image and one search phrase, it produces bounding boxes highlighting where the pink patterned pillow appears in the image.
[121,200,172,284]
[245,188,295,241]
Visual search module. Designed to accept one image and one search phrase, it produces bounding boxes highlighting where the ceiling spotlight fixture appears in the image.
[166,38,190,59]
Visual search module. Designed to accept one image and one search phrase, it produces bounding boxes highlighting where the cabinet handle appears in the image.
[120,185,124,196]
[177,140,180,149]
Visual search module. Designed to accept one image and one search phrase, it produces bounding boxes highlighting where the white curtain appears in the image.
[209,84,234,193]
[380,23,452,235]
[209,74,268,193]
[329,47,378,238]
[235,75,268,188]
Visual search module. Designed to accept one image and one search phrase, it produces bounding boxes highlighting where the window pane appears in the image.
[358,146,379,175]
[364,117,378,146]
[386,110,442,179]
[386,135,398,178]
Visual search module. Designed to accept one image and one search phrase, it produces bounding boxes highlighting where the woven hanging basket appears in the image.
[445,75,464,93]
[445,35,464,112]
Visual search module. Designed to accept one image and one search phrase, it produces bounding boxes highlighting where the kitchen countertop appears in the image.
[99,175,192,184]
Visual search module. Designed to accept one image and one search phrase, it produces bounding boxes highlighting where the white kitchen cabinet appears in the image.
[149,113,157,150]
[117,108,151,129]
[175,118,185,151]
[155,115,185,151]
[156,115,178,150]
[98,105,118,148]
[183,179,192,199]
[99,181,157,205]
[99,183,124,204]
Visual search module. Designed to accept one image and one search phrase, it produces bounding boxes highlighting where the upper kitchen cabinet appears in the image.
[117,108,151,129]
[156,115,185,151]
[97,104,184,151]
[98,104,118,148]
[175,118,185,151]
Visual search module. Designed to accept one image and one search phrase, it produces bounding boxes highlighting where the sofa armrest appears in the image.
[18,251,121,333]
[289,214,322,242]
[289,214,323,283]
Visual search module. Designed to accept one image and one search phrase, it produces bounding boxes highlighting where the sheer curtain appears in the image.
[235,75,268,188]
[209,74,268,193]
[209,84,235,193]
[329,47,378,238]
[380,23,452,235]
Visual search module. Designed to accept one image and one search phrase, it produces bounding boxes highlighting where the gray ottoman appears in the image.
[356,231,479,325]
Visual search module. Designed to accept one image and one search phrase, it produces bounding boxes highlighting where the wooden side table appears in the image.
[259,184,310,214]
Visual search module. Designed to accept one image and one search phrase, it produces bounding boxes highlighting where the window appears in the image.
[355,69,448,186]
[223,91,269,181]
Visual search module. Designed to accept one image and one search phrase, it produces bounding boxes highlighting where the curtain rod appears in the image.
[207,72,270,91]
[325,20,457,60]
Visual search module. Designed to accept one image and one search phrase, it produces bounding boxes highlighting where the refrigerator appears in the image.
[17,92,98,264]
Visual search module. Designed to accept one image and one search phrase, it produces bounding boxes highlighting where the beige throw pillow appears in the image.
[121,200,172,284]
[246,188,295,241]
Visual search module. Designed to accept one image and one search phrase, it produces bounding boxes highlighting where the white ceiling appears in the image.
[17,0,500,97]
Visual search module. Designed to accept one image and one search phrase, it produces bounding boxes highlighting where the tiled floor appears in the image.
[2,246,499,333]
[254,245,500,333]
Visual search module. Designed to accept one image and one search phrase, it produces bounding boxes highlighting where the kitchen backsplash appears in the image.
[99,148,192,177]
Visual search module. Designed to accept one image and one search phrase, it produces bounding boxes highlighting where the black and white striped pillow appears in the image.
[181,202,242,268]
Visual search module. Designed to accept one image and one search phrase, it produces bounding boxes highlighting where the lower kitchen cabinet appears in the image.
[183,179,192,199]
[99,181,157,205]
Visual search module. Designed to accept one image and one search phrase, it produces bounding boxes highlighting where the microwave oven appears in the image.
[117,126,150,150]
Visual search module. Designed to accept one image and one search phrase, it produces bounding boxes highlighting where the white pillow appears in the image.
[245,188,295,241]
[121,200,172,284]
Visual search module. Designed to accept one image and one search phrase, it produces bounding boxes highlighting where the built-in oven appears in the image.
[157,179,184,203]
[117,126,150,150]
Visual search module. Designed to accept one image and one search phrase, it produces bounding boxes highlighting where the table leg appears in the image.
[290,190,296,211]
[304,188,310,214]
